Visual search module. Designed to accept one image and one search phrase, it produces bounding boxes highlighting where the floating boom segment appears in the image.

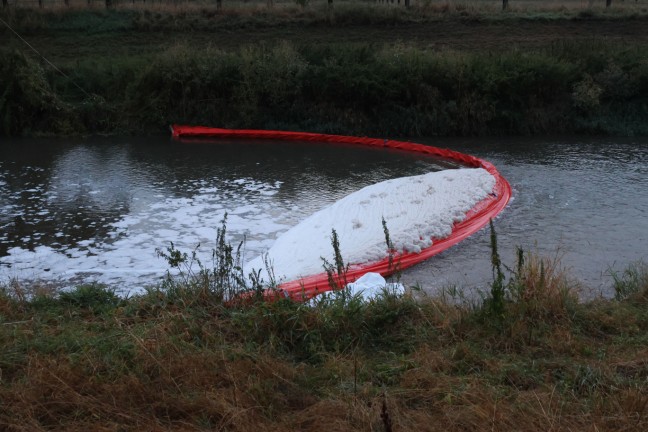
[171,125,512,302]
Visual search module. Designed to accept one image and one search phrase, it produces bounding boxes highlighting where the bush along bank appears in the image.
[2,40,648,137]
[1,224,648,430]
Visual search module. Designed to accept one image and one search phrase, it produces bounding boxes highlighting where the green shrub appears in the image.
[0,50,75,136]
[4,37,648,136]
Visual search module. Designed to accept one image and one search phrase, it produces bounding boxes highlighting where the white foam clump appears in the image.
[345,272,404,301]
[245,168,496,284]
[307,272,404,306]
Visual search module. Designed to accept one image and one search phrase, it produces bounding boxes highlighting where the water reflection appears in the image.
[1,136,646,296]
[49,146,137,212]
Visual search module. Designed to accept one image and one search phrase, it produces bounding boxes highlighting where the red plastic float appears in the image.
[171,125,512,302]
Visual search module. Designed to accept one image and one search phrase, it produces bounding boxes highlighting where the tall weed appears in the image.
[481,221,578,342]
[610,261,648,302]
[155,214,268,306]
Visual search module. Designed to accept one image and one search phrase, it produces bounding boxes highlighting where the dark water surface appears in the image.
[0,136,450,292]
[403,137,648,298]
[1,136,646,296]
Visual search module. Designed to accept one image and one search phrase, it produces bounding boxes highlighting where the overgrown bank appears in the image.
[2,14,648,137]
[1,247,647,430]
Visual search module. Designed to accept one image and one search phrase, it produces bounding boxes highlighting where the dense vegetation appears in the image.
[1,230,647,430]
[2,5,648,137]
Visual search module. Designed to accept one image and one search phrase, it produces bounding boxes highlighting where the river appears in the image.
[1,136,646,298]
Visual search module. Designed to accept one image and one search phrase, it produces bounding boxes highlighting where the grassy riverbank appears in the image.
[1,242,647,430]
[2,5,648,137]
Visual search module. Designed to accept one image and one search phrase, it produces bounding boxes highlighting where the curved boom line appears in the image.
[171,125,512,302]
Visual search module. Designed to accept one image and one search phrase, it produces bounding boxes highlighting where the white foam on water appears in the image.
[245,168,495,285]
[1,164,494,297]
[0,178,290,295]
[345,272,405,301]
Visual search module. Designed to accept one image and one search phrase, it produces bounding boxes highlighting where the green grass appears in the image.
[1,219,647,430]
[1,246,647,430]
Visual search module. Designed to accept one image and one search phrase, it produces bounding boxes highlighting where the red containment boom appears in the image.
[171,125,512,302]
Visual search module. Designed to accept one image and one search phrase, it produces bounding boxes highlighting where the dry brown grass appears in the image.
[508,252,579,329]
[1,330,303,430]
[1,253,648,431]
[2,323,647,430]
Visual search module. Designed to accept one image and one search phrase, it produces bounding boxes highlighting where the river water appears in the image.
[406,137,647,298]
[1,136,646,297]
